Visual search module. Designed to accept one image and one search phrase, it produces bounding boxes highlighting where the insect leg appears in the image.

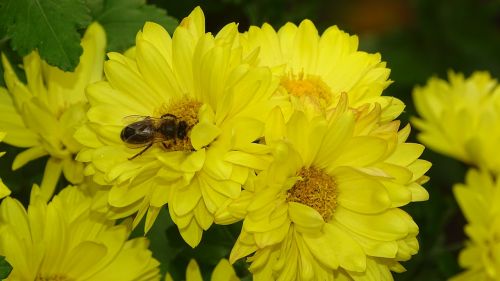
[162,142,170,149]
[128,143,153,160]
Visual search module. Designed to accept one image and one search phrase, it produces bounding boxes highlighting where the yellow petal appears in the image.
[40,157,63,201]
[331,136,388,167]
[180,218,203,248]
[211,259,239,281]
[172,27,195,95]
[165,274,174,281]
[62,241,108,276]
[62,157,84,184]
[103,59,159,108]
[172,181,201,217]
[324,223,366,272]
[385,143,425,166]
[145,206,161,234]
[0,178,11,199]
[408,182,429,202]
[181,150,206,172]
[22,102,61,148]
[193,200,213,231]
[334,167,391,214]
[381,181,412,207]
[291,19,319,73]
[224,151,270,170]
[288,202,324,231]
[136,36,182,100]
[302,231,340,269]
[0,88,39,147]
[334,207,409,241]
[12,146,48,170]
[186,259,203,281]
[141,22,173,65]
[229,233,258,263]
[190,122,221,150]
[453,185,487,225]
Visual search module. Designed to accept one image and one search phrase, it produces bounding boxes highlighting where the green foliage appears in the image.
[0,0,91,71]
[0,0,177,72]
[89,0,178,52]
[0,256,12,279]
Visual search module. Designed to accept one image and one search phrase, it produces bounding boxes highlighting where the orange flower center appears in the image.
[281,72,333,111]
[156,97,202,151]
[287,166,338,221]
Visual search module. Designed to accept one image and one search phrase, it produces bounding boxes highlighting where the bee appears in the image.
[120,114,189,160]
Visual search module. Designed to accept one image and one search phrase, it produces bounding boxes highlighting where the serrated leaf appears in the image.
[0,0,92,71]
[95,0,177,52]
[0,256,12,279]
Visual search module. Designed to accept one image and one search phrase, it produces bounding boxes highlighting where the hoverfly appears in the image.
[120,114,189,160]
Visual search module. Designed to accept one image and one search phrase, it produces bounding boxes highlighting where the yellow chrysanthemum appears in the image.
[75,7,280,247]
[412,71,500,173]
[0,185,160,281]
[219,95,430,280]
[0,131,11,199]
[165,259,239,281]
[239,20,403,120]
[451,169,500,281]
[0,23,106,200]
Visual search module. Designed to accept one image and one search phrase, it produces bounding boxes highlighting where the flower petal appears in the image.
[40,157,63,201]
[288,202,324,231]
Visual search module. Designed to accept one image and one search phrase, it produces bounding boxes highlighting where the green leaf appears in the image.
[0,256,12,279]
[94,0,178,52]
[0,0,92,71]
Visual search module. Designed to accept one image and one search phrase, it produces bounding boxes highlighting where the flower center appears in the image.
[36,275,74,281]
[287,166,337,221]
[280,72,333,111]
[156,97,202,152]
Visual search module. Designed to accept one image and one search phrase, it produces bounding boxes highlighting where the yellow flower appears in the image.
[221,95,430,280]
[165,259,239,281]
[0,23,106,200]
[451,169,500,281]
[412,71,500,173]
[0,131,11,199]
[75,7,279,247]
[240,20,403,120]
[0,185,160,281]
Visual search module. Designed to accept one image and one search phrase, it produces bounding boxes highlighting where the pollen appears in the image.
[281,72,333,111]
[157,97,202,152]
[287,166,337,221]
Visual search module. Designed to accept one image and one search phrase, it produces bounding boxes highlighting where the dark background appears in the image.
[1,0,500,280]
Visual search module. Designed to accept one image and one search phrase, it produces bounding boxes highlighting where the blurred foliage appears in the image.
[0,256,12,279]
[1,0,499,280]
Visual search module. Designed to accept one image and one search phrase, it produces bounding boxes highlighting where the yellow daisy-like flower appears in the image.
[412,71,500,173]
[239,20,403,120]
[76,7,279,247]
[221,95,430,280]
[0,185,160,281]
[451,169,500,281]
[0,131,11,199]
[165,259,239,281]
[0,23,106,200]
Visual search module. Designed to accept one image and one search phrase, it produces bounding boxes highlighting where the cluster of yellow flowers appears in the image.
[412,71,500,281]
[0,7,431,281]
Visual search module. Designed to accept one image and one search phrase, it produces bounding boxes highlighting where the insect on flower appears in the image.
[120,114,190,160]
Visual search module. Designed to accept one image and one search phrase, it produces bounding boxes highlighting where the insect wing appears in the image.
[122,115,151,125]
